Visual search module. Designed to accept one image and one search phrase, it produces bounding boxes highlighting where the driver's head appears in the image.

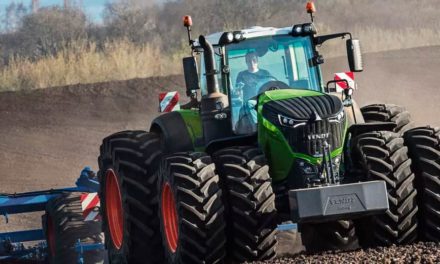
[245,51,259,72]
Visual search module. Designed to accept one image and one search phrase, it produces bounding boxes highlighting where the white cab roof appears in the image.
[205,26,293,45]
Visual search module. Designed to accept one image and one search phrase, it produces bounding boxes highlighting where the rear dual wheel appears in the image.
[157,152,226,264]
[98,130,164,264]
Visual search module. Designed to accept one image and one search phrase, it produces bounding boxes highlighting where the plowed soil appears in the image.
[1,46,440,262]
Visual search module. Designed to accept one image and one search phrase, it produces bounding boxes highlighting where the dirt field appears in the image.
[0,76,185,232]
[0,46,439,261]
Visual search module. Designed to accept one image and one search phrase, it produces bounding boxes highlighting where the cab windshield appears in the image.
[227,35,321,95]
[225,35,322,134]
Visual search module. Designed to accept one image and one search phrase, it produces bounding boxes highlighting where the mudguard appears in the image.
[205,134,257,155]
[347,122,397,139]
[150,111,194,153]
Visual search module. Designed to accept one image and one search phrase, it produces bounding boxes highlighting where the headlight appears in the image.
[226,32,234,42]
[291,23,317,36]
[329,110,345,123]
[278,114,306,128]
[292,25,303,36]
[302,23,317,34]
[233,31,244,41]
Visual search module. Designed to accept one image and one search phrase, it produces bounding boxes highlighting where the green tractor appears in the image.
[97,3,440,264]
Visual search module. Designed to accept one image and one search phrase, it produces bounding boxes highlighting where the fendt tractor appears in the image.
[97,3,440,264]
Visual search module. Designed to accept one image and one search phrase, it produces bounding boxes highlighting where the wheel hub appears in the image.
[161,182,179,253]
[105,169,124,250]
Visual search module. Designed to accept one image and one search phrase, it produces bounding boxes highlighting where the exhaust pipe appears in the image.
[198,35,231,143]
[199,35,219,95]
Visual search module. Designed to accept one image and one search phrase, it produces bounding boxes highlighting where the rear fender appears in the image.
[150,112,194,153]
[205,135,257,155]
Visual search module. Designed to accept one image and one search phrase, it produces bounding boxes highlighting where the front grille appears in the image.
[283,119,344,156]
[262,94,345,157]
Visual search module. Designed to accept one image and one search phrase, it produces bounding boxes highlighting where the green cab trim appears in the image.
[176,109,203,148]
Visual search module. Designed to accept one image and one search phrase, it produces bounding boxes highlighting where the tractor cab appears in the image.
[199,27,323,134]
[182,13,363,147]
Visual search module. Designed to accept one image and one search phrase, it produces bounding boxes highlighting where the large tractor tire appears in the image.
[98,130,164,264]
[157,152,226,264]
[404,127,440,242]
[43,192,105,264]
[213,146,277,262]
[299,220,358,252]
[353,131,418,247]
[361,104,414,134]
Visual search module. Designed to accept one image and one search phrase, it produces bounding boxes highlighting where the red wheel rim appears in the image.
[105,169,124,250]
[46,215,56,256]
[161,182,179,253]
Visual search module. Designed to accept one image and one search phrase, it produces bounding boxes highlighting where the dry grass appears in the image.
[1,11,440,92]
[0,40,182,92]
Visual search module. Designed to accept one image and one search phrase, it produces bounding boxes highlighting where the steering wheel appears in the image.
[257,80,290,95]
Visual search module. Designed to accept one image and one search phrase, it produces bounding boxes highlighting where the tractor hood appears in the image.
[259,89,344,122]
[259,89,324,105]
[256,89,347,183]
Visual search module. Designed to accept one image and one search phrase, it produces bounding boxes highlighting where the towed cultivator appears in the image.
[0,168,106,263]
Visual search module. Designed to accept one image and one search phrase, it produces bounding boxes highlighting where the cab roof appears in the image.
[205,26,293,46]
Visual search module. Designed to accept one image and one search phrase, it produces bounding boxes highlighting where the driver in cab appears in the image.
[235,51,272,100]
[234,51,273,134]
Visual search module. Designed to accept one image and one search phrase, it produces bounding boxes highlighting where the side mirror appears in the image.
[346,39,363,72]
[182,57,200,96]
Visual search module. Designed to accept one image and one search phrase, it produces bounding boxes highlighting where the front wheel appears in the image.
[352,131,418,247]
[157,152,226,264]
[404,127,440,242]
[213,146,277,262]
[299,220,358,252]
[361,104,414,134]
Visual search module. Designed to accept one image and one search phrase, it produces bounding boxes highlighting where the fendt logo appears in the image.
[324,193,363,214]
[329,196,355,206]
[308,133,330,140]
